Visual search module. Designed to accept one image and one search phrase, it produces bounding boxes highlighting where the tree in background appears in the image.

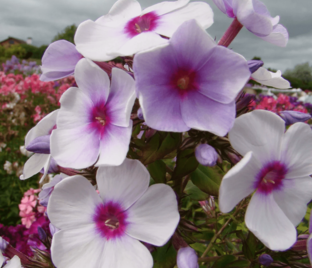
[283,62,312,90]
[52,24,77,44]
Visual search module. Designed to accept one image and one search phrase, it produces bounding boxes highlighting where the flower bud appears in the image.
[26,135,50,154]
[37,227,47,243]
[177,247,199,268]
[137,108,144,120]
[0,237,8,251]
[279,110,311,125]
[195,144,218,167]
[247,60,264,74]
[259,254,273,266]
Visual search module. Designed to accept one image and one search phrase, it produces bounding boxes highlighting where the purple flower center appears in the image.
[125,12,159,38]
[93,202,128,240]
[90,102,109,137]
[171,69,198,97]
[255,161,287,194]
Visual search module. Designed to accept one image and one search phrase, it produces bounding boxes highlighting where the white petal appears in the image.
[75,59,110,105]
[126,184,180,246]
[273,177,312,226]
[96,0,141,25]
[39,154,52,184]
[25,110,58,147]
[108,32,169,58]
[142,0,189,16]
[5,255,22,268]
[155,2,213,37]
[20,153,50,180]
[258,24,289,47]
[229,110,285,163]
[219,151,260,213]
[251,67,290,89]
[57,87,93,129]
[48,175,102,230]
[75,20,129,61]
[281,122,312,178]
[51,226,104,268]
[96,123,132,166]
[50,126,100,169]
[99,235,153,268]
[97,159,149,210]
[245,192,296,251]
[106,68,136,127]
[0,251,4,267]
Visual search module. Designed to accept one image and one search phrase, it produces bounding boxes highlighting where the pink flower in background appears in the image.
[20,211,36,229]
[19,195,37,214]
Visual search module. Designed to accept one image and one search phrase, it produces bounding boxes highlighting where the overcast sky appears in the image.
[0,0,311,71]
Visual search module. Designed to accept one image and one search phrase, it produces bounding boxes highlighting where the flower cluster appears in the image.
[1,55,40,76]
[3,0,312,267]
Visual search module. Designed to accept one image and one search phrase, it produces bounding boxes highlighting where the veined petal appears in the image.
[48,175,102,230]
[51,226,104,268]
[273,177,312,226]
[20,153,50,180]
[96,123,132,166]
[57,87,93,129]
[142,0,189,16]
[25,110,58,147]
[106,68,136,127]
[75,20,129,61]
[126,184,180,246]
[211,0,227,14]
[40,40,82,82]
[74,59,110,105]
[251,67,290,89]
[98,235,153,268]
[50,125,100,169]
[181,91,235,136]
[97,159,149,211]
[219,151,260,213]
[281,122,312,178]
[245,191,296,251]
[258,24,289,47]
[154,2,213,37]
[229,110,285,163]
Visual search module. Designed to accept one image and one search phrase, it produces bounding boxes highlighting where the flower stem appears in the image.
[218,17,243,47]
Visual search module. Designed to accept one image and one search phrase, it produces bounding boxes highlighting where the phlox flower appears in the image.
[40,40,82,82]
[19,211,36,229]
[75,0,213,61]
[47,159,179,268]
[50,58,136,168]
[212,0,288,47]
[0,251,22,268]
[219,110,312,250]
[134,19,250,135]
[20,110,58,182]
[177,247,199,268]
[251,67,290,89]
[18,195,37,214]
[38,174,65,207]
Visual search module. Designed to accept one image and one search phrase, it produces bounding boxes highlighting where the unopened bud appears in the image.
[279,110,311,125]
[0,237,8,251]
[259,254,273,266]
[26,135,50,154]
[199,196,215,216]
[177,247,199,268]
[247,60,264,74]
[37,227,47,243]
[195,144,218,167]
[137,108,144,120]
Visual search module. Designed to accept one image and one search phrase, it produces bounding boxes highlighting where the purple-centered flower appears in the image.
[177,247,199,268]
[40,40,82,81]
[75,0,213,61]
[50,59,136,168]
[134,19,250,135]
[212,0,288,47]
[219,110,312,250]
[47,159,179,268]
[195,144,218,167]
[280,110,311,125]
[20,110,58,182]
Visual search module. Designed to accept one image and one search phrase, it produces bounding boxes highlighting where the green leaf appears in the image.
[184,180,208,201]
[152,241,177,268]
[226,260,251,267]
[212,255,236,268]
[242,232,257,261]
[172,149,198,181]
[148,160,166,183]
[190,164,222,196]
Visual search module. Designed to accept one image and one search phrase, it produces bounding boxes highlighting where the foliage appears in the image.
[52,24,77,44]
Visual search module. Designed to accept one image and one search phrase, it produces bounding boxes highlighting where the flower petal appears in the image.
[40,40,82,82]
[142,0,189,16]
[20,153,50,180]
[50,125,100,169]
[181,91,235,136]
[99,235,153,268]
[74,59,110,105]
[273,177,312,226]
[245,191,296,251]
[51,226,104,268]
[48,175,102,230]
[126,184,179,246]
[25,110,58,147]
[219,151,260,213]
[281,122,312,178]
[251,67,290,89]
[5,255,22,268]
[96,123,132,166]
[97,159,149,210]
[258,24,288,47]
[177,247,199,268]
[307,233,312,265]
[229,110,285,163]
[154,2,213,37]
[106,68,136,127]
